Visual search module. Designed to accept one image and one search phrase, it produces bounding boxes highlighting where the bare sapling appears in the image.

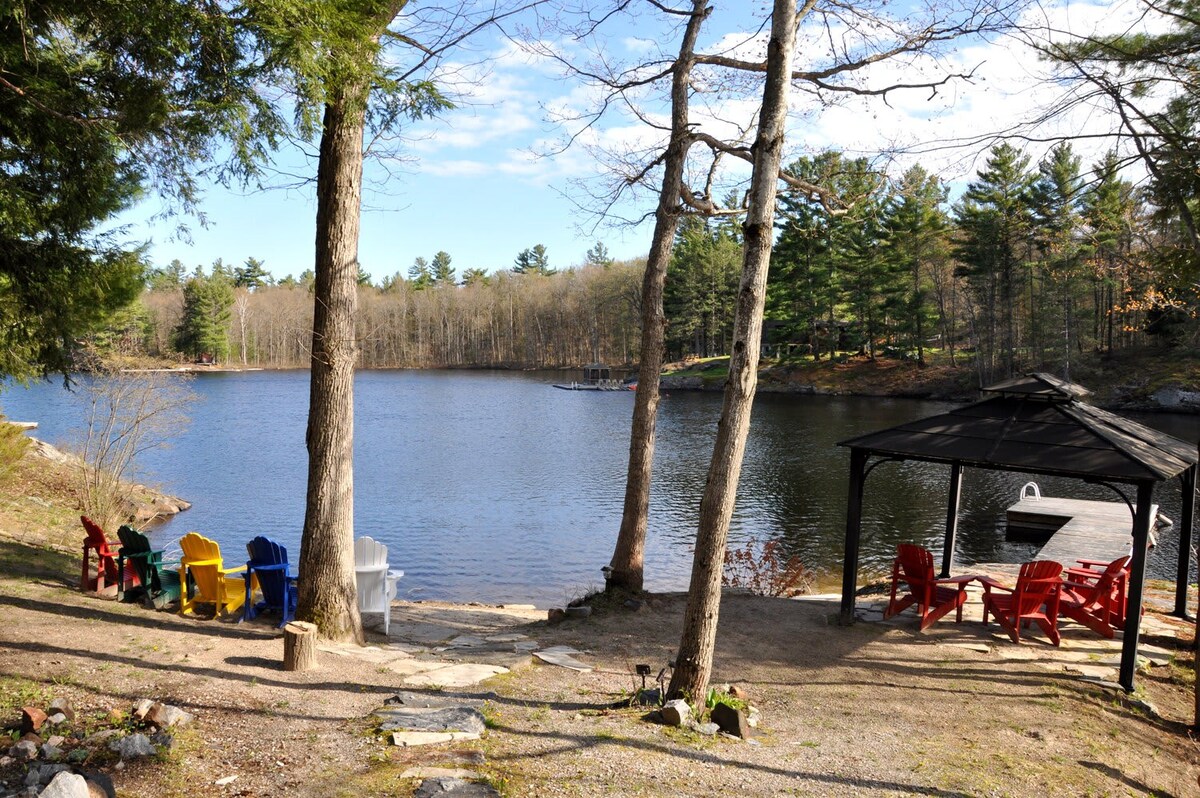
[73,370,196,529]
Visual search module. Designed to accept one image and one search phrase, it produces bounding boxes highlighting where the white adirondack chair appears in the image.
[354,536,403,635]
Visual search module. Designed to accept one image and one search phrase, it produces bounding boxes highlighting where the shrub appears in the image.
[722,538,812,597]
[0,416,31,485]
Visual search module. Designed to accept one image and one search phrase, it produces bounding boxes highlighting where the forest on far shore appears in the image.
[86,140,1199,392]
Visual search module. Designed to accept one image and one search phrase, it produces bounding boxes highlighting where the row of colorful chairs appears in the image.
[80,517,403,631]
[883,543,1130,645]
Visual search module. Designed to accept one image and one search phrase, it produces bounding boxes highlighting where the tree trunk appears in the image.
[667,0,797,703]
[296,85,369,643]
[606,0,709,594]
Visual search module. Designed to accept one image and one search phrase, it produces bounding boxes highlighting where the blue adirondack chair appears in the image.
[240,536,298,627]
[116,525,181,609]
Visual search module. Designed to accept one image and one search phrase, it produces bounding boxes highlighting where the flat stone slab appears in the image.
[447,635,489,648]
[485,633,529,642]
[400,767,483,780]
[533,646,592,672]
[390,731,481,747]
[403,663,509,687]
[386,622,465,645]
[414,777,498,797]
[375,706,486,735]
[1065,663,1118,679]
[318,643,412,664]
[387,659,447,678]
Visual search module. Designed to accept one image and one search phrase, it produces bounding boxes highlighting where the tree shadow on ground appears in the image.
[484,721,978,797]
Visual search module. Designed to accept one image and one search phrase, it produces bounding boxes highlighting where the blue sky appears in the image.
[112,0,1147,284]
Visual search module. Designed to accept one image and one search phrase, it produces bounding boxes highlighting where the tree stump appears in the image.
[283,621,318,672]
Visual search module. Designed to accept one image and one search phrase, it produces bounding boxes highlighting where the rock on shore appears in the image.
[28,438,189,522]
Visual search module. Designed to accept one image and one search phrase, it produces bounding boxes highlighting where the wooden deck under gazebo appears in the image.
[838,373,1198,691]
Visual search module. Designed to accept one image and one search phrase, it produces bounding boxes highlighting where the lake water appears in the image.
[4,369,1197,607]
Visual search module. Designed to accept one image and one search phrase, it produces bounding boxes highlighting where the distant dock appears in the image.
[1006,495,1157,565]
[6,421,36,430]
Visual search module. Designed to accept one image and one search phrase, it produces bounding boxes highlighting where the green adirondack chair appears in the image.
[117,525,181,609]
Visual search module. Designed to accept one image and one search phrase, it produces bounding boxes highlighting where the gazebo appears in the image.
[838,373,1198,691]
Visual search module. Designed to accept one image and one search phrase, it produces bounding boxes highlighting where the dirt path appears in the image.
[1,535,1198,797]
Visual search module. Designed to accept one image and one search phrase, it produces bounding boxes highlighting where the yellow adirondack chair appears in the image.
[178,532,256,618]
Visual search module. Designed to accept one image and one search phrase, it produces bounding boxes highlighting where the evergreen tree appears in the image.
[379,271,405,292]
[408,257,433,289]
[585,242,614,267]
[234,257,273,289]
[1082,152,1138,354]
[460,267,488,287]
[954,143,1037,381]
[0,0,272,379]
[148,260,188,292]
[1031,143,1086,375]
[831,162,892,358]
[431,251,455,285]
[664,216,741,358]
[514,244,554,275]
[884,165,950,367]
[769,152,881,360]
[175,274,235,360]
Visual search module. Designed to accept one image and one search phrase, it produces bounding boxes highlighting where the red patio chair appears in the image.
[1058,555,1130,639]
[980,560,1063,646]
[1069,556,1131,627]
[883,543,976,631]
[80,516,138,593]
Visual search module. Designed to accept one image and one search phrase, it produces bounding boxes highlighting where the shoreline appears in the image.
[104,354,1200,414]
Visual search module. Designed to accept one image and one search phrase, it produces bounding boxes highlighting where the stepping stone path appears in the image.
[319,601,592,687]
[319,601,591,796]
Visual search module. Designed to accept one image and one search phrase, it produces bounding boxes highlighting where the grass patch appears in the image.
[0,675,52,719]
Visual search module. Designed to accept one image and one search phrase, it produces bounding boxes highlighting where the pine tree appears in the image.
[1031,143,1086,375]
[408,257,433,289]
[884,165,950,367]
[175,274,235,361]
[234,257,273,289]
[585,242,614,268]
[431,251,455,285]
[953,144,1037,381]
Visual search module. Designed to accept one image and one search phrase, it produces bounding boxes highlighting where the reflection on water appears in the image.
[3,370,1196,606]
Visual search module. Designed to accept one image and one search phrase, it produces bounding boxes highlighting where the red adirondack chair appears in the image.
[80,516,139,593]
[1068,556,1131,627]
[1058,556,1130,639]
[980,560,1063,646]
[883,543,976,630]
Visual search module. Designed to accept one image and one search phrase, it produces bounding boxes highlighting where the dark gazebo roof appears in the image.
[839,373,1197,482]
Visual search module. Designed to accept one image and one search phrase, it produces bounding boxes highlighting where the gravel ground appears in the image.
[1,535,1198,798]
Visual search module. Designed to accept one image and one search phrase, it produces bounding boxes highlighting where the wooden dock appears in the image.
[1006,496,1156,565]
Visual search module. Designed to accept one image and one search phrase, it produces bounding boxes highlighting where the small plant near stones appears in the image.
[704,687,747,716]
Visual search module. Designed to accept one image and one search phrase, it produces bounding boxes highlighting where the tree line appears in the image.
[109,138,1193,384]
[109,253,645,370]
[666,142,1197,386]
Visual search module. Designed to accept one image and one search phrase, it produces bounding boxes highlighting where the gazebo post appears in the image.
[1175,463,1196,619]
[940,461,963,578]
[1119,480,1156,692]
[840,448,868,625]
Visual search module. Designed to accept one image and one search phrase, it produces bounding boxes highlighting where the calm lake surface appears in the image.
[4,369,1197,606]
